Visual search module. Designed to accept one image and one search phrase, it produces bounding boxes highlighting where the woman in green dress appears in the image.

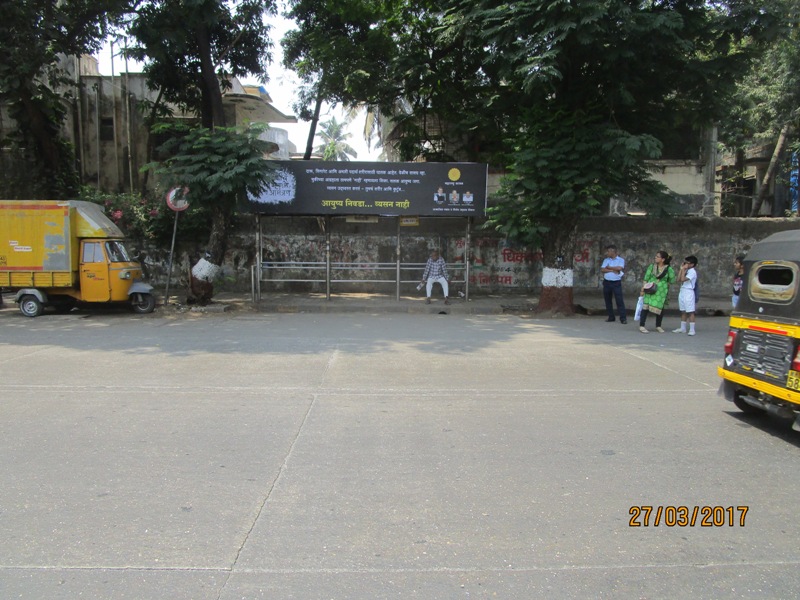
[639,250,676,333]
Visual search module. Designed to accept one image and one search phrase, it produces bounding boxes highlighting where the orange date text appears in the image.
[628,505,748,527]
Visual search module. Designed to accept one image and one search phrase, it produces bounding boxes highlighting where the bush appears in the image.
[79,186,214,247]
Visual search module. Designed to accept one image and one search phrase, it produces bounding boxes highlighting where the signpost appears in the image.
[164,187,189,305]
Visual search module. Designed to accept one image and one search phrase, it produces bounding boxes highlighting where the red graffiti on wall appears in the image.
[470,273,515,285]
[574,240,592,264]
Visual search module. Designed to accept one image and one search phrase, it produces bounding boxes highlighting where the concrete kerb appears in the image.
[179,290,733,318]
[0,290,733,318]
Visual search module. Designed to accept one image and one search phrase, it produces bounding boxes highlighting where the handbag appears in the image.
[643,263,665,294]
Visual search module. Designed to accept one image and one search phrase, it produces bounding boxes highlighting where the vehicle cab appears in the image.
[718,230,800,430]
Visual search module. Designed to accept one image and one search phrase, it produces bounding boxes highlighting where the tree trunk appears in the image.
[750,123,790,217]
[195,24,226,129]
[538,266,575,315]
[303,92,324,160]
[188,203,230,305]
[535,224,578,314]
[191,23,228,303]
[206,203,230,265]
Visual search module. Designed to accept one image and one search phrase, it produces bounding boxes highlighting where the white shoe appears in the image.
[656,327,665,333]
[639,326,649,334]
[688,330,696,336]
[672,328,685,333]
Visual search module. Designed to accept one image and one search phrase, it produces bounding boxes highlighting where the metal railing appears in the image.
[256,260,467,299]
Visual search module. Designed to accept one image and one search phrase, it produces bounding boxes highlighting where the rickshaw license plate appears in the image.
[787,370,800,391]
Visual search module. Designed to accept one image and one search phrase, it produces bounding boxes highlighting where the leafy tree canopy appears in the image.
[438,0,782,259]
[145,123,276,207]
[126,0,279,290]
[719,0,800,149]
[143,122,277,262]
[127,0,277,127]
[282,0,505,162]
[0,0,129,197]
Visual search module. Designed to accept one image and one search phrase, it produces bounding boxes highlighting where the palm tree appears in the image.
[315,116,358,161]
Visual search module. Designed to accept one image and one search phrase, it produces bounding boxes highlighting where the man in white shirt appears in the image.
[673,255,698,335]
[421,249,450,305]
[601,244,627,324]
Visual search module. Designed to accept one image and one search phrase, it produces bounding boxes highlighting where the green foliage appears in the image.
[723,28,800,147]
[127,0,276,127]
[144,122,277,202]
[283,0,506,163]
[0,0,128,198]
[487,110,671,258]
[444,0,776,262]
[79,186,227,247]
[141,123,276,260]
[80,187,165,241]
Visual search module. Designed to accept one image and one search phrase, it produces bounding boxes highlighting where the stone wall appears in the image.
[137,215,800,299]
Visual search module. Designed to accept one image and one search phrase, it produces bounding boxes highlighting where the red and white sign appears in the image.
[166,187,190,212]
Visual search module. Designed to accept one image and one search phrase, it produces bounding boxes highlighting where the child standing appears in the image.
[673,255,699,336]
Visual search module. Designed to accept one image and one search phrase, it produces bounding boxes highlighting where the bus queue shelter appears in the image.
[245,161,488,302]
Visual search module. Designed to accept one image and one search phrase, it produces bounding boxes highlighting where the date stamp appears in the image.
[629,505,748,527]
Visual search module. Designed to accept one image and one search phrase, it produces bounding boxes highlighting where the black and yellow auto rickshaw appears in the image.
[718,230,800,430]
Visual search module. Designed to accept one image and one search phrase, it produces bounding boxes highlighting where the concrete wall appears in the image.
[137,216,800,300]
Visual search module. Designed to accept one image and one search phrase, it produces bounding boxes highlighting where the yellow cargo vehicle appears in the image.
[718,230,800,431]
[0,200,155,317]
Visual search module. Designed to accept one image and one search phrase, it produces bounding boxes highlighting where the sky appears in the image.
[94,10,381,162]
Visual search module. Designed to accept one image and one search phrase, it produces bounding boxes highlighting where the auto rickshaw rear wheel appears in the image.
[19,295,43,318]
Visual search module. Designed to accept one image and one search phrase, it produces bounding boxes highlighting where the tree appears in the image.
[144,123,276,303]
[282,0,505,163]
[126,0,277,294]
[127,0,276,129]
[282,0,393,158]
[713,0,798,216]
[315,117,357,161]
[282,1,778,310]
[442,0,776,312]
[0,0,128,198]
[744,25,800,215]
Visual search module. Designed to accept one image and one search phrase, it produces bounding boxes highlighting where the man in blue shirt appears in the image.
[601,244,627,324]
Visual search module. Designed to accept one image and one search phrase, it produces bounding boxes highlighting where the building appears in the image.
[0,55,298,196]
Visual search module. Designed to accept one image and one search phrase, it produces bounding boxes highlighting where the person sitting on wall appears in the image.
[421,249,450,305]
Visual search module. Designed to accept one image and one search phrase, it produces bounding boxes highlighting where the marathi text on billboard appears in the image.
[245,161,487,217]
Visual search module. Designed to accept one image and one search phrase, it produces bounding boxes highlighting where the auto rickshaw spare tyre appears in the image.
[131,292,156,314]
[19,295,44,318]
[733,390,764,414]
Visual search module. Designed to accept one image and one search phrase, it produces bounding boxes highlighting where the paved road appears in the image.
[1,306,798,599]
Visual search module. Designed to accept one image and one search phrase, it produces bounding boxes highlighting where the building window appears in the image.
[100,118,115,141]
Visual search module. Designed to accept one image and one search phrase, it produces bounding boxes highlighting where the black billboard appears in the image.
[245,161,487,216]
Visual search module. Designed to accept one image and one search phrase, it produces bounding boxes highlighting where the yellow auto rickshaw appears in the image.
[718,230,800,430]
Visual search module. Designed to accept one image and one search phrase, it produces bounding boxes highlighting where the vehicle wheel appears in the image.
[733,391,763,414]
[19,295,44,318]
[131,293,156,314]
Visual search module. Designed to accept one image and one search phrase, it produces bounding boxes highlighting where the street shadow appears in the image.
[723,410,800,446]
[0,297,730,367]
